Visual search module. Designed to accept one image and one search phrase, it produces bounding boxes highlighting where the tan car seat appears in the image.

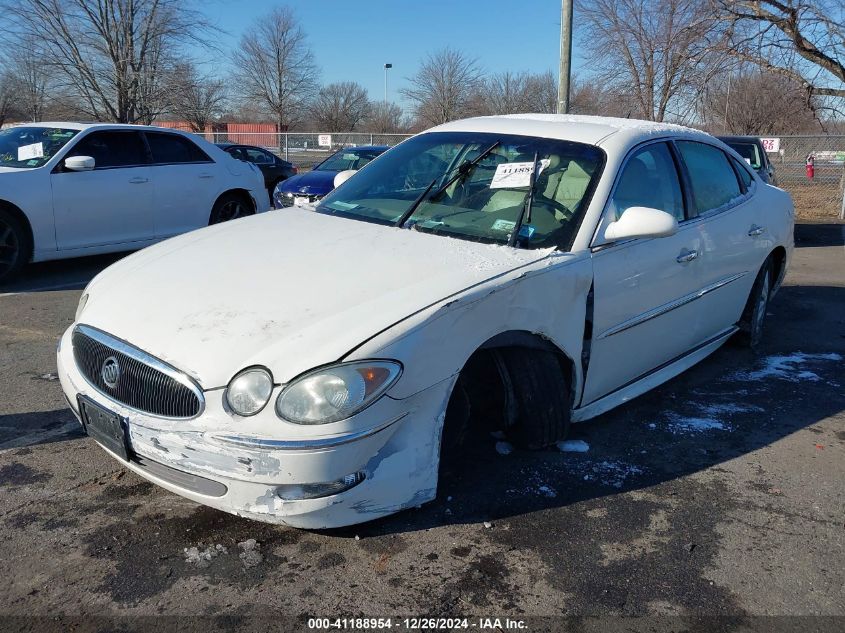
[553,160,592,212]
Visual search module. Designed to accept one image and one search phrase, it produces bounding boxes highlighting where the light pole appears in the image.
[384,63,392,105]
[557,0,573,114]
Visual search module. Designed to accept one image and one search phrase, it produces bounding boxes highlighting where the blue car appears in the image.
[273,145,388,208]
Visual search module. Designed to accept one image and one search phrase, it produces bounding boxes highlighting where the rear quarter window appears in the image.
[146,132,211,164]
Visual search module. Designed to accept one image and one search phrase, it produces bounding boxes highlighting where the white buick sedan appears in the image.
[0,123,270,282]
[56,114,793,528]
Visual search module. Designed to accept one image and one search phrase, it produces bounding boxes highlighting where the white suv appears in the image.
[0,123,270,282]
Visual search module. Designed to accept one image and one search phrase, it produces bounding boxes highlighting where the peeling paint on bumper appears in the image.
[57,328,454,529]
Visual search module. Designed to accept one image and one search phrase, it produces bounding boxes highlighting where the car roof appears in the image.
[335,145,389,152]
[716,135,763,144]
[428,113,712,151]
[23,121,197,134]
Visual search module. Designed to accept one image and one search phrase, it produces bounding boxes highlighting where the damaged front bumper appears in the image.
[57,328,453,529]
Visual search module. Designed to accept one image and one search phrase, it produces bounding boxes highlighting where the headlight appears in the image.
[276,360,402,425]
[75,293,89,320]
[225,367,274,416]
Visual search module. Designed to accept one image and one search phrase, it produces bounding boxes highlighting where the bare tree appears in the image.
[1,43,51,122]
[714,1,845,100]
[472,70,559,115]
[170,62,227,132]
[309,82,370,132]
[480,71,532,114]
[701,67,824,133]
[578,0,717,121]
[0,75,12,127]
[232,7,319,131]
[2,0,211,123]
[363,102,407,133]
[523,71,559,113]
[401,48,484,126]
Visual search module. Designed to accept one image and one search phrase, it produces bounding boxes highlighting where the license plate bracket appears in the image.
[78,395,131,461]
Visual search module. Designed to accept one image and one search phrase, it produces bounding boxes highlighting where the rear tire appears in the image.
[209,192,254,225]
[0,208,31,284]
[736,257,772,351]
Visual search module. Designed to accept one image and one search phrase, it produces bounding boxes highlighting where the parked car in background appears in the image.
[0,123,270,283]
[58,114,792,528]
[216,143,297,201]
[273,145,388,208]
[717,135,778,185]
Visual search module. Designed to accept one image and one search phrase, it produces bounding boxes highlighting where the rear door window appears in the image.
[244,148,274,165]
[146,132,211,164]
[676,141,742,215]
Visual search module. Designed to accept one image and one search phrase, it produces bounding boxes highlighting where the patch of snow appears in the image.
[183,544,227,568]
[698,403,762,416]
[495,113,703,135]
[566,459,644,488]
[237,539,263,568]
[557,439,590,452]
[647,423,657,430]
[667,415,728,434]
[537,485,557,498]
[495,441,514,455]
[733,352,842,383]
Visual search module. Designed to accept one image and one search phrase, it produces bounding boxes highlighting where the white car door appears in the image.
[51,130,154,250]
[673,141,766,339]
[144,131,219,239]
[582,141,705,405]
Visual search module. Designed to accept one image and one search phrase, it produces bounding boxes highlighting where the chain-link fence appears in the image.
[201,132,413,167]
[195,129,845,219]
[766,135,845,220]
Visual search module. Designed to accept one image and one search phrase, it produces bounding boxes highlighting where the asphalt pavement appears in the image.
[0,223,843,632]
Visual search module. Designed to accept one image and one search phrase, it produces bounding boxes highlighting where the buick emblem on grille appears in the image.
[101,356,121,388]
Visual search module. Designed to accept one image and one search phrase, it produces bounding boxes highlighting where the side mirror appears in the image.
[604,206,678,242]
[333,169,357,188]
[64,156,95,172]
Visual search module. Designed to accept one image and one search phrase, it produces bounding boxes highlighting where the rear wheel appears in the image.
[736,257,772,351]
[0,208,31,283]
[209,192,254,225]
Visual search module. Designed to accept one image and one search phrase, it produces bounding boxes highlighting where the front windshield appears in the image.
[727,142,762,170]
[316,131,604,249]
[317,148,382,171]
[0,127,79,169]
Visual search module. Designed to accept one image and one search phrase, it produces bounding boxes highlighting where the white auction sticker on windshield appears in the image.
[489,159,549,189]
[17,142,44,161]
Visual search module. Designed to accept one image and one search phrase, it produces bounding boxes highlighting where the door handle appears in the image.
[128,177,149,184]
[748,225,765,237]
[199,173,214,179]
[676,249,698,263]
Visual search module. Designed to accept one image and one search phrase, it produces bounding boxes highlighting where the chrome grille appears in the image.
[72,325,204,419]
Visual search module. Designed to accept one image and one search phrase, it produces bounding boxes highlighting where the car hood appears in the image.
[79,209,548,388]
[278,170,338,195]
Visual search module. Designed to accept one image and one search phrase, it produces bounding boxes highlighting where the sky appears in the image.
[204,0,589,108]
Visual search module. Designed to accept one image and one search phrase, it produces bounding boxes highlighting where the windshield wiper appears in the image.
[509,151,540,247]
[394,176,439,227]
[394,140,501,228]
